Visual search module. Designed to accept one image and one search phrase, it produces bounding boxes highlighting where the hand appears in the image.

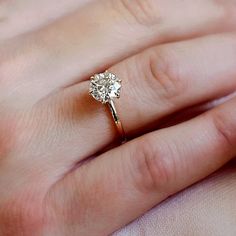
[0,0,235,235]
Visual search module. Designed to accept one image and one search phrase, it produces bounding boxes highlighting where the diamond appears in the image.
[89,71,122,104]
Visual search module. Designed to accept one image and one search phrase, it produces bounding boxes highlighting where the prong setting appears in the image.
[89,72,122,104]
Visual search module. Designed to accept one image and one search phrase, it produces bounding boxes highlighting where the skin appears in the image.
[0,0,235,235]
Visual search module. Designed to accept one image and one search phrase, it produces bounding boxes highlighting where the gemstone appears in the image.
[89,71,122,104]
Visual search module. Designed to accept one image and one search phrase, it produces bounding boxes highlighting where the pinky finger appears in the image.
[48,95,236,236]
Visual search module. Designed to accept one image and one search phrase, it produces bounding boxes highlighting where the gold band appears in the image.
[107,99,126,143]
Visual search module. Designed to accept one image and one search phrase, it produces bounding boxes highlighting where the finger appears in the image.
[31,34,236,174]
[0,0,231,106]
[115,161,236,236]
[49,96,236,236]
[159,92,236,129]
[0,0,92,41]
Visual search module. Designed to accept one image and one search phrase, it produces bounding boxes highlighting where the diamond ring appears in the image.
[89,71,126,143]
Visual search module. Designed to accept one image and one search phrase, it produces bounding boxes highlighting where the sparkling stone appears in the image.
[89,71,122,104]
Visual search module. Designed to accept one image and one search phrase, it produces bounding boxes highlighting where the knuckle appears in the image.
[111,0,159,26]
[132,136,176,194]
[0,112,41,164]
[212,109,236,151]
[140,47,187,105]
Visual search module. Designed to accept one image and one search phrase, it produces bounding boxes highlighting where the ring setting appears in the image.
[89,71,126,143]
[89,71,121,103]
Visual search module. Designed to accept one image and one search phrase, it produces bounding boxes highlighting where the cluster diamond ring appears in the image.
[89,71,126,143]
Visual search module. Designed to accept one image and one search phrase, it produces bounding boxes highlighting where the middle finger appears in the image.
[0,0,229,108]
